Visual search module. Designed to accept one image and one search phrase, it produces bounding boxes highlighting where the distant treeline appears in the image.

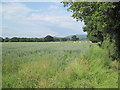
[0,35,88,42]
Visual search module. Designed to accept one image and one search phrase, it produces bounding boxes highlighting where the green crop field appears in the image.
[2,42,118,88]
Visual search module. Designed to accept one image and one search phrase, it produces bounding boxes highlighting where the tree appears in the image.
[71,35,79,41]
[44,35,54,42]
[0,37,4,42]
[11,37,19,42]
[61,38,67,41]
[4,37,10,42]
[62,1,120,59]
[54,37,61,42]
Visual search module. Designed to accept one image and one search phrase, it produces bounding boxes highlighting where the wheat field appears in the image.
[2,42,118,88]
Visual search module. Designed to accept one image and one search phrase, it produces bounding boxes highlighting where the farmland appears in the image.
[2,42,118,88]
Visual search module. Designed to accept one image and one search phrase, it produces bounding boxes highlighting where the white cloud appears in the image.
[2,0,63,2]
[27,13,70,23]
[0,4,2,17]
[2,2,77,27]
[48,5,59,10]
[2,3,79,27]
[27,13,84,33]
[2,26,59,37]
[2,2,85,37]
[2,3,34,20]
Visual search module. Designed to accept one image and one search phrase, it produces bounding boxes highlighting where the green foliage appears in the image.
[4,37,10,42]
[87,30,103,43]
[44,35,54,42]
[61,38,68,41]
[55,45,118,88]
[0,37,3,42]
[10,37,20,42]
[101,34,117,59]
[2,42,118,88]
[1,35,88,42]
[62,1,120,59]
[2,37,45,42]
[71,35,79,41]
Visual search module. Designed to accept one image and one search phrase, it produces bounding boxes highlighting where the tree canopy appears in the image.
[71,35,79,41]
[62,1,120,59]
[44,35,54,42]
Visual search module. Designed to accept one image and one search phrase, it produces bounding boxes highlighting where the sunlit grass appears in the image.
[2,42,118,88]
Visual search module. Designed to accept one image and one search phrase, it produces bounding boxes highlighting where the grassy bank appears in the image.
[2,42,118,88]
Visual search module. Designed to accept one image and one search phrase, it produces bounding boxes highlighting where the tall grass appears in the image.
[2,42,118,88]
[56,46,118,88]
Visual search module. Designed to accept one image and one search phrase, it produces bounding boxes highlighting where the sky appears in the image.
[1,2,87,38]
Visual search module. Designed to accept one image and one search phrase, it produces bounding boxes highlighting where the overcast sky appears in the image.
[1,2,86,38]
